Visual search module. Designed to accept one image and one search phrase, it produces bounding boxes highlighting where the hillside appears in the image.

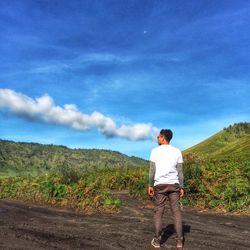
[184,122,250,161]
[0,139,147,177]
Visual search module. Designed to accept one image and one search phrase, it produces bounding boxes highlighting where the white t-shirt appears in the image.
[149,144,183,186]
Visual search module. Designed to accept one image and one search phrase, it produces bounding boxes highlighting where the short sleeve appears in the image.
[177,150,183,163]
[149,149,156,162]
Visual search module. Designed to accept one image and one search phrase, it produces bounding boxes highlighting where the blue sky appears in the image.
[0,0,249,159]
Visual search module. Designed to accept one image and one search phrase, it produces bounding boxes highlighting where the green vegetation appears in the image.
[182,122,250,213]
[0,140,148,212]
[0,167,147,212]
[182,153,249,212]
[0,122,249,213]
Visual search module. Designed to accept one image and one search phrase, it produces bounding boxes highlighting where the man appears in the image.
[148,129,184,249]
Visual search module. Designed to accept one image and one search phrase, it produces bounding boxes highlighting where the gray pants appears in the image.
[153,184,183,242]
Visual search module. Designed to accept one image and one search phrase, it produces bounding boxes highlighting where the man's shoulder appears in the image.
[170,144,181,150]
[151,145,182,154]
[151,146,159,153]
[169,145,182,154]
[150,146,163,156]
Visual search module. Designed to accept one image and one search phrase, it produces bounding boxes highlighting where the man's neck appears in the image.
[160,142,169,145]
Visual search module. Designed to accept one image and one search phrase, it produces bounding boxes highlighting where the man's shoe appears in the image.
[151,237,161,248]
[176,236,184,249]
[176,242,183,249]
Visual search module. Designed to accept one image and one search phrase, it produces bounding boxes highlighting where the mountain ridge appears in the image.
[1,122,249,177]
[0,139,147,177]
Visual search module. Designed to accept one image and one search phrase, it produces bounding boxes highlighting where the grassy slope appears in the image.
[183,122,250,161]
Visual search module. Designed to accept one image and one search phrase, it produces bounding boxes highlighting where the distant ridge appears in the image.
[184,122,250,161]
[0,139,147,177]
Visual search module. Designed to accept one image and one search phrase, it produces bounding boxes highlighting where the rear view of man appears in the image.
[148,129,184,249]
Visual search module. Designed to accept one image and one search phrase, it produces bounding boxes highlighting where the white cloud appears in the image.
[29,64,71,74]
[27,53,137,75]
[0,88,158,141]
[79,53,137,64]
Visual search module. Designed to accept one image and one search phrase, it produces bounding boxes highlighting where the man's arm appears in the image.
[177,163,185,198]
[148,161,156,186]
[148,161,156,197]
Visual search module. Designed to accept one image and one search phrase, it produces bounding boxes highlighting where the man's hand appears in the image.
[180,188,185,198]
[148,186,154,197]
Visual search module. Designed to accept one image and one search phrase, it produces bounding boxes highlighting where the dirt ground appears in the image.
[0,192,249,250]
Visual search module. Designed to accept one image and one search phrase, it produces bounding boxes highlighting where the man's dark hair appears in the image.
[160,129,173,142]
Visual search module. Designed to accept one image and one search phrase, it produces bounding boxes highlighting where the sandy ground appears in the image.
[0,192,249,250]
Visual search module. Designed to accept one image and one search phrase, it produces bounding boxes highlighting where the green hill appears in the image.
[184,122,250,161]
[0,140,147,177]
[182,122,250,212]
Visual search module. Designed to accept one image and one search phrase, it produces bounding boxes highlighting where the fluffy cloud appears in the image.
[0,88,158,141]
